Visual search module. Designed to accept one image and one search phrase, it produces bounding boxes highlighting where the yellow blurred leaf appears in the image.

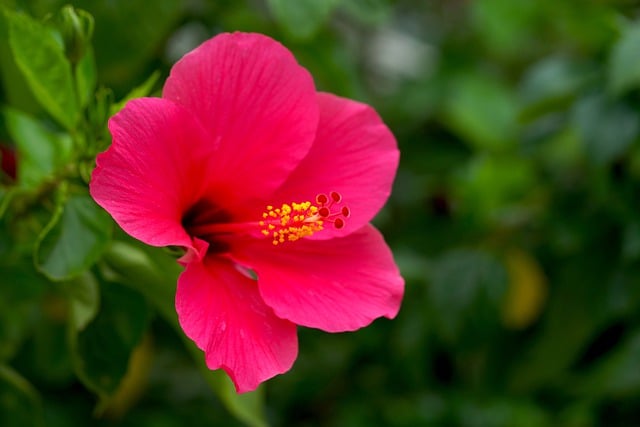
[502,249,547,329]
[99,333,153,419]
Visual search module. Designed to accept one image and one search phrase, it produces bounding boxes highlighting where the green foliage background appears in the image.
[2,0,640,426]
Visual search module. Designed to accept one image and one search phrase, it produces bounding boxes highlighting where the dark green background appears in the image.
[3,0,640,426]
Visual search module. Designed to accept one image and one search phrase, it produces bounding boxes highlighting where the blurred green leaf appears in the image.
[3,108,72,189]
[572,93,639,165]
[451,396,549,427]
[553,1,616,53]
[519,56,592,120]
[0,264,46,362]
[267,0,338,40]
[0,188,16,219]
[0,365,44,427]
[574,328,640,398]
[507,251,626,393]
[536,124,582,174]
[340,0,390,26]
[608,21,640,95]
[428,249,507,344]
[0,8,41,116]
[35,193,113,281]
[101,241,178,321]
[555,402,597,427]
[471,0,539,58]
[18,298,75,385]
[70,281,151,399]
[456,154,537,224]
[5,8,79,130]
[444,73,518,152]
[622,221,640,262]
[66,271,100,332]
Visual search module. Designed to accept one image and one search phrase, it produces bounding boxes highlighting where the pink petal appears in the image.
[176,256,298,393]
[90,97,215,257]
[264,92,399,239]
[163,32,319,208]
[231,225,404,332]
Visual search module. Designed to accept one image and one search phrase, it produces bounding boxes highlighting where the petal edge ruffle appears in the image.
[231,225,404,332]
[90,97,216,257]
[163,32,319,210]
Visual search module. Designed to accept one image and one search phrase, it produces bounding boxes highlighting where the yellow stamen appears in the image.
[259,192,350,246]
[260,200,324,245]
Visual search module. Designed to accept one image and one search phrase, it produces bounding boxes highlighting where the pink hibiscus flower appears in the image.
[90,32,404,393]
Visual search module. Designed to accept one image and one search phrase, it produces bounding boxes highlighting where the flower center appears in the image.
[184,191,350,248]
[259,191,350,245]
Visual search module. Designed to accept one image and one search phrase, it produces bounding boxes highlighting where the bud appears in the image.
[55,5,94,64]
[88,87,114,140]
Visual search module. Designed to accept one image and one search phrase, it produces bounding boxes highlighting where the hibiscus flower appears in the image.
[90,32,404,393]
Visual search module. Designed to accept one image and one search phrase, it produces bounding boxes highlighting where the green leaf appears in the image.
[428,249,507,345]
[267,0,338,40]
[519,56,593,120]
[455,154,537,224]
[19,301,75,385]
[0,8,41,116]
[0,365,44,427]
[66,272,100,332]
[3,108,72,189]
[340,0,390,25]
[506,254,621,393]
[35,193,113,281]
[0,263,46,362]
[101,241,179,322]
[0,187,16,219]
[608,21,640,95]
[573,329,640,398]
[444,72,518,152]
[101,241,268,427]
[5,9,79,130]
[572,93,639,165]
[471,0,539,58]
[451,395,550,427]
[69,281,151,398]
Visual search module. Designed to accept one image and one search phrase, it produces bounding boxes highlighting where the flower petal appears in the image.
[176,256,298,393]
[163,32,319,207]
[266,92,399,239]
[231,225,404,332]
[90,97,214,257]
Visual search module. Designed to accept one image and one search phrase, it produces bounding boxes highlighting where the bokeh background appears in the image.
[3,0,640,426]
